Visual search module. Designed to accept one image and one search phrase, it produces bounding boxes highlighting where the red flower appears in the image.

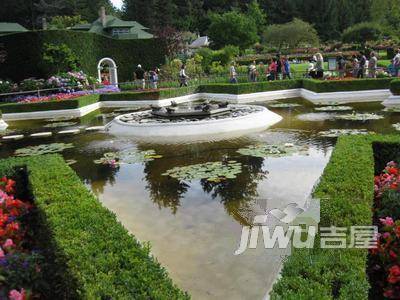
[388,265,400,284]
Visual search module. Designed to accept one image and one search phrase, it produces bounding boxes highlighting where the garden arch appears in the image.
[97,58,119,85]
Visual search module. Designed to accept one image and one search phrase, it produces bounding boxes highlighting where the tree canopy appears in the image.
[263,18,319,50]
[207,11,259,50]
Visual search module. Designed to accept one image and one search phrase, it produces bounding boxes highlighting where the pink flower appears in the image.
[3,238,14,248]
[380,217,395,227]
[9,289,25,300]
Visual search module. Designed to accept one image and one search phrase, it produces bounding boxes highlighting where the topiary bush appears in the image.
[390,79,400,95]
[303,78,392,93]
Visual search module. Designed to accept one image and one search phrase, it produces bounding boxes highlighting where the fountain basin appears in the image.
[106,105,282,143]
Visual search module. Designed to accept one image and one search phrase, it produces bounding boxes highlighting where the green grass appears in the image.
[271,134,400,299]
[0,155,189,299]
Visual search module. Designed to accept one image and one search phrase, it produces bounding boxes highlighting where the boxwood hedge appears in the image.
[302,78,392,93]
[198,80,302,94]
[0,31,166,82]
[100,86,197,101]
[390,79,400,96]
[0,94,99,113]
[271,134,400,299]
[0,155,189,299]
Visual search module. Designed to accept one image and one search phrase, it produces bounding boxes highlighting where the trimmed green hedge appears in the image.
[100,86,197,101]
[271,135,400,299]
[0,31,166,82]
[390,79,400,95]
[0,155,189,299]
[198,80,302,94]
[0,94,99,113]
[303,78,392,93]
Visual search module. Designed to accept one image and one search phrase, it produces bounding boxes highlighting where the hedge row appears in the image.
[271,135,400,299]
[0,31,166,82]
[100,86,197,101]
[0,94,99,113]
[302,78,392,93]
[198,80,302,94]
[0,155,189,299]
[0,78,395,114]
[390,79,400,95]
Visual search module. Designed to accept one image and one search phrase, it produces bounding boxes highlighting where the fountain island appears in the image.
[106,102,282,143]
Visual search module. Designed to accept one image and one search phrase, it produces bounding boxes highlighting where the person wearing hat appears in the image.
[134,64,146,89]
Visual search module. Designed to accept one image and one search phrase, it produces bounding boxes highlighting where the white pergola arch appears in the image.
[97,57,119,85]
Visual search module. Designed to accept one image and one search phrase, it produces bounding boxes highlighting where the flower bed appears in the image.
[0,176,43,299]
[369,161,400,299]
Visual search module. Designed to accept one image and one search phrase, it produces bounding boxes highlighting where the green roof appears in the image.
[0,23,28,33]
[70,15,152,39]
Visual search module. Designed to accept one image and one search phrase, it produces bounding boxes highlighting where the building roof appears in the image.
[72,15,153,39]
[189,36,210,49]
[0,23,28,33]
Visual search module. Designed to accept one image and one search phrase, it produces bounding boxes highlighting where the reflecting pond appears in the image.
[1,99,399,299]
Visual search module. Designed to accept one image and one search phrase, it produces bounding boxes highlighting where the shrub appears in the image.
[342,22,383,47]
[271,135,400,299]
[391,79,400,95]
[303,78,392,93]
[41,43,79,75]
[100,86,196,101]
[0,31,166,82]
[199,80,302,94]
[0,155,189,299]
[0,94,99,113]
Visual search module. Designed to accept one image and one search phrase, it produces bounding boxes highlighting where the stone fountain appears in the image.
[106,102,282,143]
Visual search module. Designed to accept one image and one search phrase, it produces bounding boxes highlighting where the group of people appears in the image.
[133,64,160,89]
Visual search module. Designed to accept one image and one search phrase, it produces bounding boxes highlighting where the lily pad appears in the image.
[385,107,400,112]
[66,159,78,166]
[162,160,242,182]
[335,113,384,121]
[94,149,163,166]
[44,122,77,128]
[237,143,309,158]
[297,113,336,122]
[318,129,374,138]
[268,103,302,108]
[314,106,353,112]
[14,143,74,157]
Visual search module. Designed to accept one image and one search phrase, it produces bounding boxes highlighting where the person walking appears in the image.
[352,55,359,78]
[315,53,324,79]
[179,64,189,87]
[134,64,146,89]
[267,58,278,81]
[358,52,367,78]
[149,68,159,89]
[230,62,238,84]
[276,54,283,80]
[368,52,378,78]
[394,49,400,77]
[283,56,291,79]
[337,54,346,79]
[248,61,257,82]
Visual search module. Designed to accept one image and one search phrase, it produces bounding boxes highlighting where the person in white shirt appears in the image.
[230,62,238,84]
[368,52,378,78]
[394,49,400,77]
[179,64,188,87]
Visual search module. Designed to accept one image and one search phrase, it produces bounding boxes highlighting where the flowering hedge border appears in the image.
[0,94,99,114]
[271,134,400,299]
[0,155,189,299]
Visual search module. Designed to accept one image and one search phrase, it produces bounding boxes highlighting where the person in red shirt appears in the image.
[267,58,278,81]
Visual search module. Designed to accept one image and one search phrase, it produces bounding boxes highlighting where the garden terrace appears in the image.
[0,155,188,299]
[271,134,400,299]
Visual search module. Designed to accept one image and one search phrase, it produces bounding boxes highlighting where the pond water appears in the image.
[1,99,400,299]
